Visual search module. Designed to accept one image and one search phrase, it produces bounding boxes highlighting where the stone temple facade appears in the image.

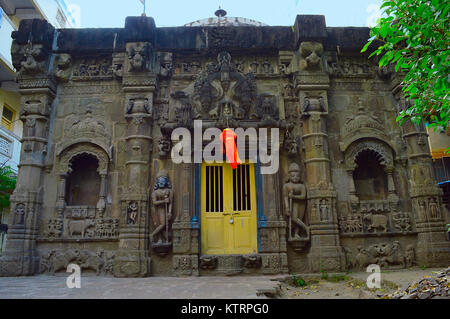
[0,14,448,277]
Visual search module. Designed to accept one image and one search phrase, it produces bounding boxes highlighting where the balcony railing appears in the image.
[0,124,21,173]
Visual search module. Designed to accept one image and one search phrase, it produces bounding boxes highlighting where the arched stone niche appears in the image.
[56,143,110,217]
[343,139,399,208]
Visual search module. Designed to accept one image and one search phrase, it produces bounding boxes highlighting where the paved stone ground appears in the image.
[0,267,446,299]
[0,275,283,299]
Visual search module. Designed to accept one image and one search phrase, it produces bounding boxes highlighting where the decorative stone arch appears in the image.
[344,139,394,170]
[58,142,110,175]
[343,139,398,203]
[56,142,110,217]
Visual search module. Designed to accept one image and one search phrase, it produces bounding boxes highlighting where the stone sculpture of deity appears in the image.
[150,171,174,244]
[283,163,309,239]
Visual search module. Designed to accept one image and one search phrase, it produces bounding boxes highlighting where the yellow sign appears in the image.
[201,162,258,255]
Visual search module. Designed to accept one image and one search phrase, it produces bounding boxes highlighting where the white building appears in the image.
[0,0,75,254]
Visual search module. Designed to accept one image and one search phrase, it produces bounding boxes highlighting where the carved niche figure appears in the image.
[429,197,440,219]
[417,199,427,220]
[253,94,279,123]
[14,203,26,225]
[151,171,174,244]
[127,201,138,225]
[319,199,330,222]
[283,163,309,239]
[299,42,323,71]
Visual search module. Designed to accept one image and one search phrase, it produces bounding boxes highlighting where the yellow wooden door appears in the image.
[201,162,258,255]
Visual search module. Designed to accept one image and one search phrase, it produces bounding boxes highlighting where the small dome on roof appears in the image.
[184,8,268,27]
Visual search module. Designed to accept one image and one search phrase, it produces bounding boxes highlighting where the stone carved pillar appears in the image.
[172,163,199,276]
[96,173,108,217]
[113,16,157,277]
[259,169,288,274]
[391,75,450,267]
[384,166,399,203]
[0,19,55,276]
[346,168,359,204]
[56,174,68,218]
[292,34,344,272]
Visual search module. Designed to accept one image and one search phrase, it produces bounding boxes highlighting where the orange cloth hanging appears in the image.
[220,129,242,169]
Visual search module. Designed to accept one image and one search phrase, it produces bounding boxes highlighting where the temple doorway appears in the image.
[200,162,258,255]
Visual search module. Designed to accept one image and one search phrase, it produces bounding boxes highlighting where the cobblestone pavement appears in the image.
[0,275,283,299]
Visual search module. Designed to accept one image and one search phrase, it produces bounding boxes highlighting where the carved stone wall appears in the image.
[1,14,448,277]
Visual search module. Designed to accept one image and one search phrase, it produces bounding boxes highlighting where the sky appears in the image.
[65,0,384,28]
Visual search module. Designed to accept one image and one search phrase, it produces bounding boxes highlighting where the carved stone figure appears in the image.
[302,96,325,113]
[44,219,63,238]
[355,246,376,270]
[12,42,47,76]
[157,136,172,158]
[429,197,440,219]
[151,171,174,244]
[283,163,309,239]
[363,213,388,233]
[243,254,262,269]
[67,219,95,238]
[392,211,412,232]
[299,42,323,71]
[254,94,279,122]
[200,256,218,270]
[127,42,151,72]
[14,204,26,225]
[283,124,298,156]
[159,52,173,78]
[127,202,138,225]
[53,53,72,82]
[319,199,330,222]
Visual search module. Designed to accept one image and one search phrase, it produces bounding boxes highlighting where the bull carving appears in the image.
[68,219,95,238]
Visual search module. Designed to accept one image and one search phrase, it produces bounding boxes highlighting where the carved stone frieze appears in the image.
[40,249,115,275]
[345,242,415,270]
[72,57,113,81]
[173,255,199,276]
